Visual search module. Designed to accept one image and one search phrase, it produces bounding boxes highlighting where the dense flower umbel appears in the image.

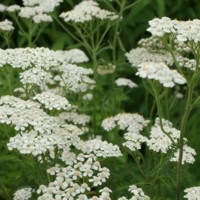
[7,0,63,23]
[0,96,60,133]
[0,47,88,69]
[184,186,200,199]
[7,124,82,159]
[115,78,138,88]
[0,47,93,92]
[102,113,149,151]
[147,118,196,164]
[37,153,110,199]
[13,187,34,200]
[118,185,150,200]
[148,17,200,43]
[126,47,174,67]
[60,0,118,23]
[76,138,122,158]
[0,19,14,32]
[127,41,197,71]
[136,62,186,88]
[33,91,71,110]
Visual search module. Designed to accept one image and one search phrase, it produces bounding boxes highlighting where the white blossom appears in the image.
[13,187,34,200]
[38,153,110,199]
[184,186,200,199]
[58,112,90,126]
[0,4,7,12]
[126,48,174,67]
[115,78,138,88]
[77,138,122,158]
[147,118,196,164]
[33,92,71,110]
[60,0,118,23]
[136,62,186,88]
[33,14,53,23]
[7,5,21,12]
[0,19,14,32]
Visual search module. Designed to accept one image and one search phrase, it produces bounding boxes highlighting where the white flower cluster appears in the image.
[7,124,82,159]
[55,64,95,93]
[20,67,53,90]
[77,138,122,158]
[0,19,14,32]
[37,153,110,199]
[58,112,90,126]
[60,0,118,23]
[0,4,7,12]
[128,39,197,71]
[7,0,63,23]
[82,93,93,101]
[13,187,34,200]
[115,78,138,88]
[102,113,149,151]
[102,113,149,132]
[32,13,53,23]
[33,91,71,110]
[0,47,88,69]
[125,48,174,67]
[184,186,200,200]
[147,118,181,153]
[123,132,148,151]
[136,62,186,88]
[118,185,150,200]
[148,17,200,43]
[0,47,92,92]
[171,145,197,164]
[138,36,163,50]
[0,96,60,133]
[147,118,196,164]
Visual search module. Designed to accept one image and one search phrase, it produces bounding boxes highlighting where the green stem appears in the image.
[150,82,176,144]
[92,50,97,134]
[176,84,193,200]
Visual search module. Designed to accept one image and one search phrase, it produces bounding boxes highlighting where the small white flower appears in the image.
[184,186,200,199]
[13,187,34,200]
[60,0,118,23]
[0,19,14,32]
[115,78,138,88]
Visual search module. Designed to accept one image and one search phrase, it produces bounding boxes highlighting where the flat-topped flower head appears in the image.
[147,118,180,153]
[170,145,196,164]
[7,124,81,159]
[126,48,174,67]
[13,187,34,200]
[0,19,14,32]
[76,138,122,158]
[136,62,186,88]
[147,17,177,37]
[118,185,150,200]
[33,91,71,111]
[147,17,200,43]
[0,96,60,133]
[102,113,149,151]
[58,112,90,126]
[147,118,196,164]
[37,153,110,199]
[184,186,200,199]
[0,47,88,69]
[102,113,149,133]
[115,78,138,88]
[60,0,118,23]
[0,4,7,12]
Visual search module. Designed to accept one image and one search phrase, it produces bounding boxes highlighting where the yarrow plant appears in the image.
[0,1,200,200]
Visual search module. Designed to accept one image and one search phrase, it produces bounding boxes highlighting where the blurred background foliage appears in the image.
[1,0,200,199]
